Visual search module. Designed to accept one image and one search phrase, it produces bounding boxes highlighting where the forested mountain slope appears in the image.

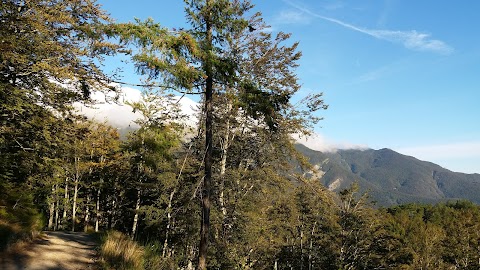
[296,144,480,206]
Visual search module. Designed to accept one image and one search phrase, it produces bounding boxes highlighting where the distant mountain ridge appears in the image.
[296,144,480,206]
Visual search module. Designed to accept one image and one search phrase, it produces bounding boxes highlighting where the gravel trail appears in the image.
[0,231,99,270]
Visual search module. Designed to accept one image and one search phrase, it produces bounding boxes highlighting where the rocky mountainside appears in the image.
[296,144,480,206]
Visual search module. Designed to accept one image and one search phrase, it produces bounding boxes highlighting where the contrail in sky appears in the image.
[283,0,454,55]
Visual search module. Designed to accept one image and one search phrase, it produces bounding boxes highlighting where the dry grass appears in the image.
[100,231,144,270]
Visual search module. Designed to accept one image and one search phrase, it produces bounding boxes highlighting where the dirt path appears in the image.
[0,231,100,270]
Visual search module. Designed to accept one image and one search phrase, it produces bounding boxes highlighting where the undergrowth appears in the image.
[99,231,176,270]
[100,231,145,270]
[0,190,44,252]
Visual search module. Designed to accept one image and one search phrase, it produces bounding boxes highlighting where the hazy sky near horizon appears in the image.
[97,0,480,174]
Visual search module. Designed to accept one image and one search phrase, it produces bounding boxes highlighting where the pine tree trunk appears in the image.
[198,9,213,268]
[131,189,141,240]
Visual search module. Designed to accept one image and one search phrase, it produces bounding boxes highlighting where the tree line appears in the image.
[2,0,480,269]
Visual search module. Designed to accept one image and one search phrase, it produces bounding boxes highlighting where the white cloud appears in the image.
[74,85,199,129]
[78,87,368,153]
[294,133,368,152]
[273,10,312,25]
[282,0,454,54]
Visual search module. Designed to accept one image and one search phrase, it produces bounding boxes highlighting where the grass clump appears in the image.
[100,231,144,270]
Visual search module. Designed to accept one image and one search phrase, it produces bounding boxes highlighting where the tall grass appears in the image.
[100,231,178,270]
[100,231,144,270]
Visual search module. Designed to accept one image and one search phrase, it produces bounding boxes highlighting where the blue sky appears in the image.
[98,0,480,173]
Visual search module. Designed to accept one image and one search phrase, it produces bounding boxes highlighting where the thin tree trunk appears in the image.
[219,103,232,223]
[308,222,316,270]
[300,222,304,270]
[48,185,55,230]
[95,186,101,232]
[72,179,78,232]
[187,245,195,270]
[54,184,59,231]
[84,193,91,232]
[131,189,141,240]
[163,188,176,257]
[111,193,117,229]
[72,157,80,232]
[61,177,69,230]
[198,3,213,269]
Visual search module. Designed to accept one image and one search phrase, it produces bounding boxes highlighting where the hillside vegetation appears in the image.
[297,144,480,206]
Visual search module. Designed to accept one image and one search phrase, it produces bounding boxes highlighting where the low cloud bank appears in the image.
[74,85,199,129]
[76,86,369,153]
[294,133,368,152]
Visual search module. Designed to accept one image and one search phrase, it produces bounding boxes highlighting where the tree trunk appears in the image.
[84,193,91,232]
[163,188,176,257]
[198,2,213,269]
[54,185,59,231]
[72,180,78,232]
[300,223,304,270]
[95,186,101,232]
[61,177,69,230]
[110,193,117,229]
[308,222,316,270]
[72,157,80,232]
[48,185,55,230]
[187,245,195,270]
[219,103,232,224]
[131,189,141,240]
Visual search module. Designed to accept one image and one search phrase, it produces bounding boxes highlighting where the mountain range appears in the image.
[296,144,480,206]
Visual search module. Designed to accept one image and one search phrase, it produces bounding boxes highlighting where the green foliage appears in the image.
[0,184,44,251]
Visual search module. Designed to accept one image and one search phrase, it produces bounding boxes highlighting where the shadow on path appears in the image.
[0,231,99,270]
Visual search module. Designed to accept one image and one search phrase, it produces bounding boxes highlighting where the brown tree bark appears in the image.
[198,3,213,267]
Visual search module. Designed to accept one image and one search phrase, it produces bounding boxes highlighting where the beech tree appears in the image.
[0,0,120,233]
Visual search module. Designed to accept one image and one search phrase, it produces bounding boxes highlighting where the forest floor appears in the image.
[0,231,100,270]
